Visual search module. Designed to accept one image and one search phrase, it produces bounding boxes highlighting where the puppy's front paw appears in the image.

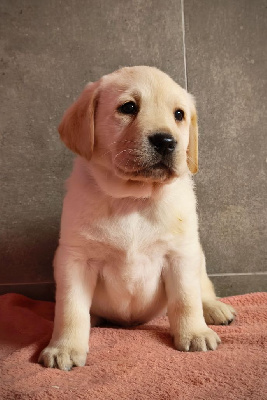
[38,343,88,370]
[203,300,236,325]
[174,326,221,352]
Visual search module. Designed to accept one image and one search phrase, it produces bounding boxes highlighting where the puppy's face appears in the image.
[59,67,198,186]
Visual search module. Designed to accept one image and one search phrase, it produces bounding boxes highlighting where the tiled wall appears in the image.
[0,0,266,300]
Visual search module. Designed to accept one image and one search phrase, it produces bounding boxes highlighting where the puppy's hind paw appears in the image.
[203,299,236,326]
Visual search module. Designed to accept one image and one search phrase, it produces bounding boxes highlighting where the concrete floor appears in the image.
[0,0,266,299]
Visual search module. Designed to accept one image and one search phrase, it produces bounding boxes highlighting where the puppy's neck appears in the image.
[89,163,157,199]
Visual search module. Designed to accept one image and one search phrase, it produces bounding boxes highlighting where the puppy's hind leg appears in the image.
[200,250,236,325]
[90,314,104,327]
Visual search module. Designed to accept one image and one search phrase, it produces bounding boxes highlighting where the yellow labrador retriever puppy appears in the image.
[39,66,235,370]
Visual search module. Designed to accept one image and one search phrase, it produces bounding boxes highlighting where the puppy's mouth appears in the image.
[116,161,178,183]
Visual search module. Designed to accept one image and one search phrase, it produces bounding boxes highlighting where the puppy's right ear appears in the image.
[58,81,100,160]
[187,95,198,174]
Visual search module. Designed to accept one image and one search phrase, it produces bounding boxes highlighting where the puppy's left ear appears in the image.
[58,80,100,160]
[187,96,198,174]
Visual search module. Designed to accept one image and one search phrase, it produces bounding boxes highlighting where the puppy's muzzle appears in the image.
[149,133,177,156]
[114,132,178,182]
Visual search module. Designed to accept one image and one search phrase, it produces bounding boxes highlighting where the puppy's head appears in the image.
[59,67,198,192]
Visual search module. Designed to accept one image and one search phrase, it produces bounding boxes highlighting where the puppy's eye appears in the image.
[174,109,184,121]
[118,101,138,115]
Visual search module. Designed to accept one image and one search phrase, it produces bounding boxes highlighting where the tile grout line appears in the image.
[181,0,188,91]
[0,281,54,286]
[209,272,267,277]
[0,272,267,287]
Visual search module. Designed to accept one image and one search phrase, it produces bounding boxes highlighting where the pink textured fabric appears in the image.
[0,292,266,400]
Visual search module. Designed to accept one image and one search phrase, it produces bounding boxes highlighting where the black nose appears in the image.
[149,133,177,155]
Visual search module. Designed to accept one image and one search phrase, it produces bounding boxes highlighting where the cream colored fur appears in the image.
[39,67,235,370]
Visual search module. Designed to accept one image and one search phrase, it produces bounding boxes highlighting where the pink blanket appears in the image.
[0,292,266,399]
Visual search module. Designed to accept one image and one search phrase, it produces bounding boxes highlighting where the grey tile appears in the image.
[0,1,185,284]
[210,274,267,297]
[185,0,267,274]
[0,283,55,302]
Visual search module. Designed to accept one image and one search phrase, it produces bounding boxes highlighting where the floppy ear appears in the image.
[187,98,198,174]
[58,81,100,160]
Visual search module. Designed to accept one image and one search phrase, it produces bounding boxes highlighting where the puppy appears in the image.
[39,66,235,370]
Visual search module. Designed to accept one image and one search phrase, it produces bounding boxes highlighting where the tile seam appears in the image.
[181,0,188,90]
[209,272,267,277]
[0,272,267,286]
[0,281,54,286]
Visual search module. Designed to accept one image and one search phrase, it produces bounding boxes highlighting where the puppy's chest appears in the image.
[87,210,175,257]
[80,195,191,276]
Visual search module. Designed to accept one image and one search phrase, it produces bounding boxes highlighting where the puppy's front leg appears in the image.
[39,245,97,370]
[164,248,221,352]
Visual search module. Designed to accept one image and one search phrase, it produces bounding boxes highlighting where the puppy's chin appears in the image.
[115,163,178,184]
[87,161,156,199]
[87,157,187,199]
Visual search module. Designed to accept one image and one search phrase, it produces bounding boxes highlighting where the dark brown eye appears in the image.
[174,109,184,121]
[118,101,138,115]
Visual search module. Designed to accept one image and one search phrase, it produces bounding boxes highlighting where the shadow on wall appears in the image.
[0,219,58,301]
